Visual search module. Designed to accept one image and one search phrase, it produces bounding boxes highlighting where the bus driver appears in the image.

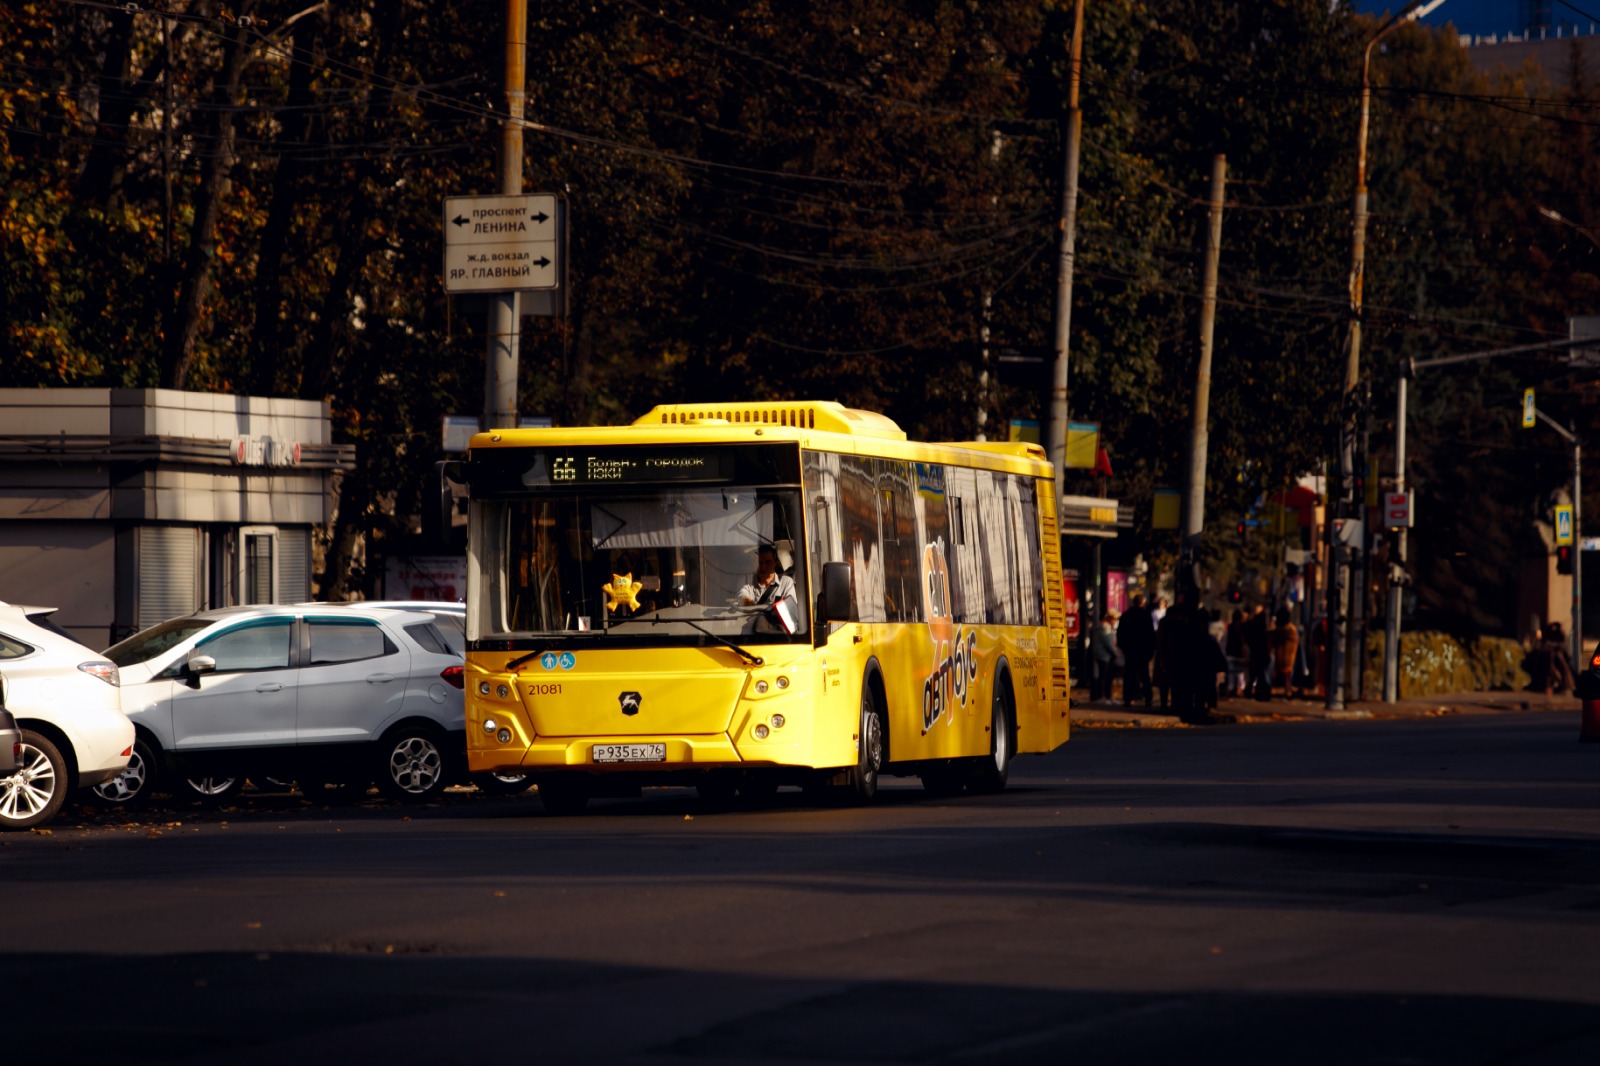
[738,543,796,609]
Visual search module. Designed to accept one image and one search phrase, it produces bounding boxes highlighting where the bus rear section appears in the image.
[460,401,1069,811]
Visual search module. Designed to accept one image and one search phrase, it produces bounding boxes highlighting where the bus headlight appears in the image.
[483,719,498,733]
[754,680,769,694]
[478,681,491,695]
[770,714,785,729]
[496,684,509,699]
[776,676,789,689]
[497,729,513,744]
[753,724,770,740]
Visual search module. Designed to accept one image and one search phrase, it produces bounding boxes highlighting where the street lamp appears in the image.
[1331,0,1448,710]
[1538,205,1600,250]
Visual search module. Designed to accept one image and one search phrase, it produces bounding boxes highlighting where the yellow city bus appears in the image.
[459,401,1070,812]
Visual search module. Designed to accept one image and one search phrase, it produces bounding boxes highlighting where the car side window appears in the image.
[307,618,396,666]
[429,614,466,654]
[403,622,453,656]
[0,633,35,660]
[196,618,293,673]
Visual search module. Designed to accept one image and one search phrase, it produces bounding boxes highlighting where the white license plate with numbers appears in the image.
[592,742,666,763]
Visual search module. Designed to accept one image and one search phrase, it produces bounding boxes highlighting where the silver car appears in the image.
[98,605,464,805]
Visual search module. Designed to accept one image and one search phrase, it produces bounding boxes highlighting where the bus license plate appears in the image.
[592,743,666,764]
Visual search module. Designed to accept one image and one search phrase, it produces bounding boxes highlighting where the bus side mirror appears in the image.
[822,561,853,623]
[430,461,467,553]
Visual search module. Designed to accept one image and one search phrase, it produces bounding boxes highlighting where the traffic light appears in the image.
[1556,545,1573,575]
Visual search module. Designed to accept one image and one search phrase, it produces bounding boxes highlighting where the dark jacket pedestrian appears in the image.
[1117,595,1156,708]
[1243,604,1272,700]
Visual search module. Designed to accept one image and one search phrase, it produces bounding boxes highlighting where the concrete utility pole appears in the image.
[1330,0,1448,710]
[1046,0,1085,510]
[485,0,528,430]
[1182,155,1226,596]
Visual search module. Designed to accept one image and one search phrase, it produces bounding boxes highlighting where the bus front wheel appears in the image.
[842,688,885,803]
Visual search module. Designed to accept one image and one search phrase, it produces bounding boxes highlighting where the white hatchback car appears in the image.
[0,602,133,829]
[98,605,465,805]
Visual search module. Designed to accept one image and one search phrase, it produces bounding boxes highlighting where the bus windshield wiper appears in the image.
[505,632,603,671]
[680,619,763,666]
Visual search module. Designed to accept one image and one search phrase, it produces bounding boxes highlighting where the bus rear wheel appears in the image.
[968,678,1014,794]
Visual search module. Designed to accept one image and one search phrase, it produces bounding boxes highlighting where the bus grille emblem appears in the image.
[619,691,642,716]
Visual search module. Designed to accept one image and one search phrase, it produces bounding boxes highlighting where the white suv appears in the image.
[0,602,133,829]
[99,605,465,804]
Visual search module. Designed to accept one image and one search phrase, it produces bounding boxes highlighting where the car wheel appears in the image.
[841,687,885,804]
[537,775,589,815]
[183,776,245,803]
[1,731,68,830]
[377,726,448,802]
[968,678,1014,794]
[94,737,159,808]
[474,771,533,796]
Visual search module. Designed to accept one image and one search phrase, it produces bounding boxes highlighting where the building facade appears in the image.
[0,388,354,648]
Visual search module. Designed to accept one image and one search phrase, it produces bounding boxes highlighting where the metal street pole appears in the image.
[1535,409,1583,669]
[1383,360,1409,701]
[485,0,528,430]
[1046,0,1085,513]
[1382,335,1593,702]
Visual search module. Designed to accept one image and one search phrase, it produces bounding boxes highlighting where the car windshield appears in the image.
[469,486,808,646]
[104,617,213,666]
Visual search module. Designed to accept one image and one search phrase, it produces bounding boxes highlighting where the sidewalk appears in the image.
[1070,685,1584,728]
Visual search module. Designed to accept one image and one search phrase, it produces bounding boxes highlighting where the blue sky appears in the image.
[1355,1,1596,36]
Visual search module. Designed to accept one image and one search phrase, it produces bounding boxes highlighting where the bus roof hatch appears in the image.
[634,400,907,440]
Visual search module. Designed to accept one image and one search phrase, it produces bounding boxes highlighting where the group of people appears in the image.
[1523,619,1577,695]
[1090,594,1312,723]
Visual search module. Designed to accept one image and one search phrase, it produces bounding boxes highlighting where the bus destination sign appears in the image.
[521,450,734,487]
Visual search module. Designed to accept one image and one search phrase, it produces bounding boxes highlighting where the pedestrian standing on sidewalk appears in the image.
[1117,595,1156,708]
[1269,607,1300,698]
[1153,611,1176,711]
[1224,607,1248,696]
[1542,621,1576,695]
[1244,603,1272,701]
[1091,611,1122,702]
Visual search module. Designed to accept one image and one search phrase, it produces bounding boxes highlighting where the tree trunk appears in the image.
[160,15,251,389]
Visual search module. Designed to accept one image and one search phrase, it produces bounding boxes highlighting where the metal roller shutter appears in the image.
[279,528,311,603]
[137,526,202,629]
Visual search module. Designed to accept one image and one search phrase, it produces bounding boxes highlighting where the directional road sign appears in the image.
[443,193,559,294]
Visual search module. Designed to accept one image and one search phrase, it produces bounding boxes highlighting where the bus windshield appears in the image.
[470,486,809,646]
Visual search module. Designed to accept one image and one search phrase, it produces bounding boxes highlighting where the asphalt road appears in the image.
[3,709,1598,1065]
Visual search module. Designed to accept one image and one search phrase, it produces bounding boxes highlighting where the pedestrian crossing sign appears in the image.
[1555,505,1573,545]
[1522,388,1536,429]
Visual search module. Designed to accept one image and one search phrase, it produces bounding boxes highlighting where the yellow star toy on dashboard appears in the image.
[602,573,642,613]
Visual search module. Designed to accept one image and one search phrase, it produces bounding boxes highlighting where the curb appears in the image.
[1070,689,1583,728]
